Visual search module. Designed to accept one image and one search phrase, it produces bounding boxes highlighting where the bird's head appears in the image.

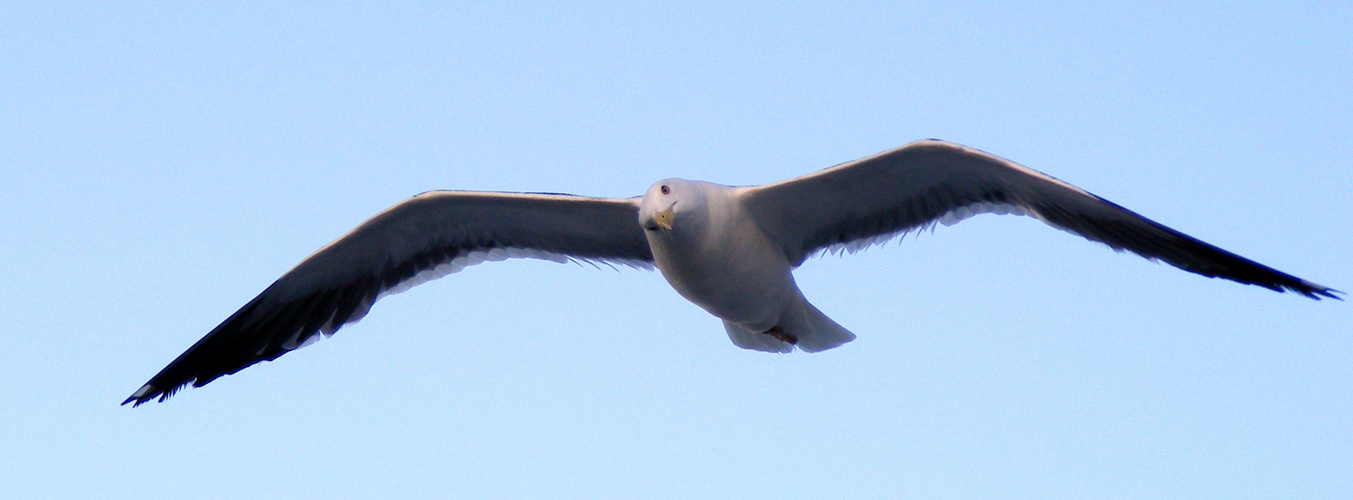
[639,178,699,232]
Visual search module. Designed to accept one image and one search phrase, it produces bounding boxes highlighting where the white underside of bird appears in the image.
[639,180,854,353]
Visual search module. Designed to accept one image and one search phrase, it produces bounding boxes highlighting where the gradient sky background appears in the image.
[3,3,1350,498]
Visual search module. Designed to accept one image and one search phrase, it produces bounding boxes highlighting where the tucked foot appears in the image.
[764,326,798,345]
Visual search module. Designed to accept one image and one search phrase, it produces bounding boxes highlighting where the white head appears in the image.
[638,178,705,233]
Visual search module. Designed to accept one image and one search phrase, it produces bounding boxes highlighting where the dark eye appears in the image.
[660,185,670,195]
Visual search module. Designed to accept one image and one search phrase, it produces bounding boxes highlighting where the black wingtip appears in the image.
[1287,279,1343,301]
[121,383,165,407]
[1309,287,1344,301]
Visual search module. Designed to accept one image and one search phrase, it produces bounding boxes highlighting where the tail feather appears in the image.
[722,296,856,353]
[782,298,856,353]
[723,320,795,353]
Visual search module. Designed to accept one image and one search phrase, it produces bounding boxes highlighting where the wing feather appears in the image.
[125,191,652,405]
[739,139,1339,300]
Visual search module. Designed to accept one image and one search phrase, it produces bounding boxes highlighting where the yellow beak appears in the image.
[654,205,676,230]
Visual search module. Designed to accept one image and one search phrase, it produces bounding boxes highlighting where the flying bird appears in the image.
[124,140,1340,405]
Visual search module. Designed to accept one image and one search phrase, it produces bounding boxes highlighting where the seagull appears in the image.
[124,139,1340,405]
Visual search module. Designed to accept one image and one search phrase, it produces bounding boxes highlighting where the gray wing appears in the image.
[739,139,1339,300]
[125,191,653,406]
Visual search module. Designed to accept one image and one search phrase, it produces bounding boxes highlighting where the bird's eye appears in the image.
[660,185,670,195]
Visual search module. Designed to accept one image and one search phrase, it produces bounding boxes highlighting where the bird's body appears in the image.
[643,180,791,330]
[640,180,853,352]
[125,140,1340,405]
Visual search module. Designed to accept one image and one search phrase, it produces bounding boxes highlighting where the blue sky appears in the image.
[3,2,1349,498]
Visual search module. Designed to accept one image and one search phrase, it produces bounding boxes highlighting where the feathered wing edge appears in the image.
[125,191,653,406]
[739,139,1340,300]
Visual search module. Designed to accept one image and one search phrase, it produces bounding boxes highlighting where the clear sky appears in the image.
[3,3,1349,498]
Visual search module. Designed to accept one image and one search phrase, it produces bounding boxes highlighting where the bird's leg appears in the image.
[764,325,798,345]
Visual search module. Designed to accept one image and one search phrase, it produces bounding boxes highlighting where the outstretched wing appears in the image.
[739,139,1339,299]
[125,191,652,405]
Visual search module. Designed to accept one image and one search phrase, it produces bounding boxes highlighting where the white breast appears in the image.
[646,183,798,330]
